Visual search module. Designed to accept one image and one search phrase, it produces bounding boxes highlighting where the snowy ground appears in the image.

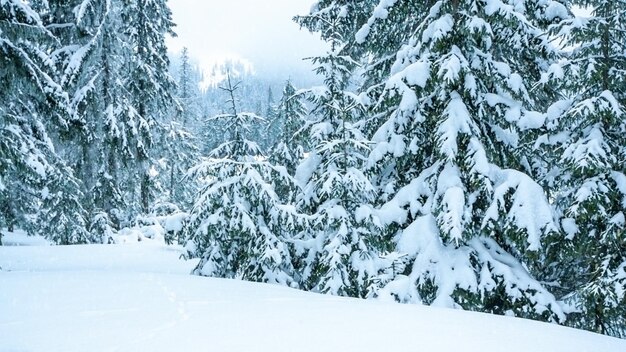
[1,232,625,352]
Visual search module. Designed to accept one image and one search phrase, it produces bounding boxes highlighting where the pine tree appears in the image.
[37,165,92,245]
[159,120,198,210]
[269,80,308,178]
[183,74,300,286]
[121,0,177,214]
[175,47,203,131]
[149,47,203,212]
[543,0,626,337]
[0,0,88,244]
[341,0,570,320]
[44,0,129,232]
[162,47,202,210]
[294,5,387,297]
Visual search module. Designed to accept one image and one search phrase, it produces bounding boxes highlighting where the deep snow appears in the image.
[1,233,625,352]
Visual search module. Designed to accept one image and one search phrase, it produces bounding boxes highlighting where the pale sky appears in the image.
[166,0,326,78]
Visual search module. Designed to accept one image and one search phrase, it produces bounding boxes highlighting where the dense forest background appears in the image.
[1,0,625,338]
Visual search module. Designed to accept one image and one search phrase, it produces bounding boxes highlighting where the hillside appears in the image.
[1,233,624,352]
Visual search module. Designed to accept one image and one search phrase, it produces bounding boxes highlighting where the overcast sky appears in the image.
[166,0,326,78]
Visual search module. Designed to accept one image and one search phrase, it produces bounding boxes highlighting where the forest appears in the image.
[1,0,625,340]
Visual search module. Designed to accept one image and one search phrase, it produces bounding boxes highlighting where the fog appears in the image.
[166,0,326,79]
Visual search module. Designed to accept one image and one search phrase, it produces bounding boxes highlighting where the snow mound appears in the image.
[1,240,624,352]
[1,229,50,246]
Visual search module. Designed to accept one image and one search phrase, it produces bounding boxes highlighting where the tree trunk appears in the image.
[141,170,151,214]
[169,164,175,203]
[594,296,606,335]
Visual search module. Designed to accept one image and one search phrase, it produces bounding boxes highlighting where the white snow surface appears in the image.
[1,234,625,352]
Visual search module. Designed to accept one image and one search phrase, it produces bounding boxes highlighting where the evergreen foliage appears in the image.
[176,47,203,130]
[183,74,301,286]
[121,0,177,214]
[300,0,571,321]
[159,120,198,210]
[2,0,626,339]
[294,5,387,297]
[44,0,130,232]
[269,80,308,179]
[542,0,626,337]
[0,0,88,244]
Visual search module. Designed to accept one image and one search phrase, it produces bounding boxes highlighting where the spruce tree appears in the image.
[121,0,177,214]
[183,74,300,286]
[175,47,203,132]
[38,165,92,244]
[295,5,387,297]
[544,0,626,337]
[269,80,308,178]
[337,0,570,320]
[159,120,198,211]
[44,0,129,232]
[256,86,277,152]
[158,47,202,211]
[0,0,88,244]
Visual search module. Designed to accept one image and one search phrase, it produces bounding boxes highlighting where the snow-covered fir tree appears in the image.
[2,0,181,241]
[183,73,301,286]
[43,0,131,234]
[0,0,89,244]
[254,86,277,152]
[332,0,571,321]
[199,60,309,155]
[173,47,204,131]
[269,80,308,178]
[158,120,198,211]
[541,0,626,337]
[121,0,177,214]
[294,5,388,297]
[151,47,202,212]
[37,165,92,244]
